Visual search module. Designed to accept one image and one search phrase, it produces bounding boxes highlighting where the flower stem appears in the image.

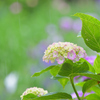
[70,77,81,100]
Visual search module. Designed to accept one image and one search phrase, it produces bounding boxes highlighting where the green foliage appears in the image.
[58,60,89,77]
[58,78,69,88]
[93,55,100,74]
[23,92,72,100]
[50,65,61,76]
[85,94,100,100]
[82,79,97,94]
[23,93,37,100]
[74,13,100,52]
[90,86,100,96]
[31,65,56,77]
[71,73,100,81]
[79,58,95,73]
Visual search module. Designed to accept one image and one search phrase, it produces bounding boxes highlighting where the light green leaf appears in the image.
[74,13,100,52]
[93,55,100,74]
[75,82,85,87]
[85,94,100,100]
[82,79,97,94]
[31,65,56,77]
[90,86,100,96]
[58,78,69,88]
[23,92,72,100]
[50,65,60,76]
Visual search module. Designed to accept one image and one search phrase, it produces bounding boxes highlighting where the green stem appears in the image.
[70,77,81,100]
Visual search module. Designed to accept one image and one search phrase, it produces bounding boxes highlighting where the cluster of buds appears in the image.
[20,87,48,99]
[43,42,87,64]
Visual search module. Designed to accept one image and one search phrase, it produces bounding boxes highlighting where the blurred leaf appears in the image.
[58,61,89,77]
[93,55,100,74]
[90,86,100,96]
[85,94,100,100]
[71,73,100,81]
[58,78,69,88]
[82,79,97,94]
[75,82,85,87]
[23,92,72,100]
[74,13,100,52]
[50,65,60,76]
[31,65,56,77]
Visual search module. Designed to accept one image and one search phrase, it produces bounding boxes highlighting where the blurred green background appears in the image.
[0,0,99,100]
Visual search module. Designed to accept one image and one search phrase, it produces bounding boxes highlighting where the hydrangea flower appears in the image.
[20,87,48,99]
[43,42,87,64]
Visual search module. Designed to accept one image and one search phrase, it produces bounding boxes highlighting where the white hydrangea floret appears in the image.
[43,42,87,64]
[20,87,48,99]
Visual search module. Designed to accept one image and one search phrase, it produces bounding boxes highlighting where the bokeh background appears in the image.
[0,0,99,100]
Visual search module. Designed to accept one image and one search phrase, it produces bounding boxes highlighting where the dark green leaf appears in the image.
[74,13,100,52]
[31,65,56,77]
[79,58,95,73]
[93,55,100,74]
[50,65,60,76]
[58,61,89,77]
[82,79,97,94]
[23,92,72,100]
[85,94,100,100]
[58,78,69,88]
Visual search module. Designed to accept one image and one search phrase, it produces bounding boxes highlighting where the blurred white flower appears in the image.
[4,72,18,94]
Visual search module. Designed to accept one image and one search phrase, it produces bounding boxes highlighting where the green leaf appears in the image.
[23,93,37,100]
[58,78,69,88]
[75,82,85,87]
[74,13,100,52]
[23,92,72,100]
[50,65,60,76]
[58,61,89,77]
[79,58,95,73]
[93,55,100,74]
[90,86,100,96]
[31,65,56,77]
[82,79,97,94]
[71,73,100,81]
[51,76,67,80]
[85,94,100,100]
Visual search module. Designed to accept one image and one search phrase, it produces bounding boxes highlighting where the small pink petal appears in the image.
[53,51,58,57]
[78,51,85,58]
[56,56,64,64]
[67,50,76,60]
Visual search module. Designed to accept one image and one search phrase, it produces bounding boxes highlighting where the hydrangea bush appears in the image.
[21,13,100,100]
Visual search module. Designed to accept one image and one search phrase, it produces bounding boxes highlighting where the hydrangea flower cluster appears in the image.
[43,42,87,64]
[20,87,48,99]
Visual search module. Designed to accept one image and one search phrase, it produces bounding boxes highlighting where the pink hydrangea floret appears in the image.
[43,42,87,64]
